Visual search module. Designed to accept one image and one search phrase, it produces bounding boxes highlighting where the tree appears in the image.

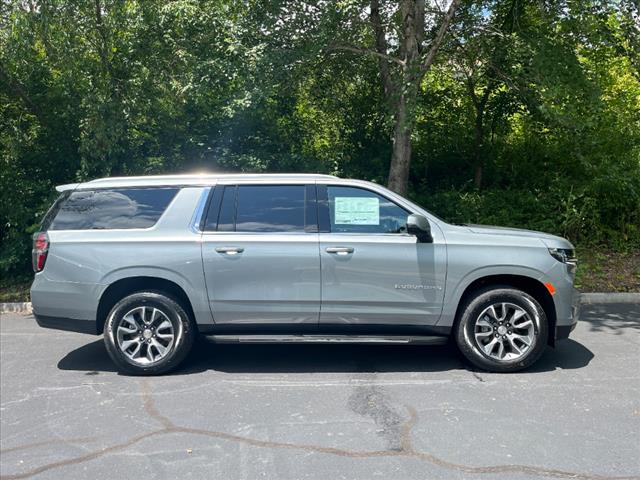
[451,0,519,189]
[0,0,638,281]
[331,0,461,195]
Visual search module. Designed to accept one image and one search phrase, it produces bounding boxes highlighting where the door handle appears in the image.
[326,246,354,255]
[215,246,244,255]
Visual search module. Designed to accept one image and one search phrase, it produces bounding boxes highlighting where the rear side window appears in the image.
[40,191,71,231]
[203,184,312,233]
[46,188,179,230]
[236,185,305,232]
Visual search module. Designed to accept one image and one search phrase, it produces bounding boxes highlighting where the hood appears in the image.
[463,224,573,249]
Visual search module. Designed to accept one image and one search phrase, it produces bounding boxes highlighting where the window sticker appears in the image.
[334,197,379,225]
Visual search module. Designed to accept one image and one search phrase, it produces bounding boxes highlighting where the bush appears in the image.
[414,179,640,249]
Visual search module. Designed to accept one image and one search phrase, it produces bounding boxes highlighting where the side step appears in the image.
[210,335,449,345]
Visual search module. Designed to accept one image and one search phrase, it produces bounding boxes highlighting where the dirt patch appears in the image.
[575,248,640,293]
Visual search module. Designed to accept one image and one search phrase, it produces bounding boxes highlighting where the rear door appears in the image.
[201,183,321,325]
[318,184,446,326]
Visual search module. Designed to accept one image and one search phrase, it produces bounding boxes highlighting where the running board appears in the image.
[210,335,449,345]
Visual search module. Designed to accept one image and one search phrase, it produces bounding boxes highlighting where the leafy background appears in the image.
[1,0,639,296]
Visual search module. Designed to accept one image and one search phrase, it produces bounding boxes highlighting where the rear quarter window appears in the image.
[46,188,179,230]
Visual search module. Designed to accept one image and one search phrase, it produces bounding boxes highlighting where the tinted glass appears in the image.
[327,186,408,234]
[48,188,179,230]
[41,191,71,230]
[235,185,305,232]
[217,186,236,232]
[201,186,224,231]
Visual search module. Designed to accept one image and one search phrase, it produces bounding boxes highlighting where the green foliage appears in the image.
[1,0,639,280]
[415,175,640,250]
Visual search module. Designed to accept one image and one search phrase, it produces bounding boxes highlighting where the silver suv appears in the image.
[31,174,579,375]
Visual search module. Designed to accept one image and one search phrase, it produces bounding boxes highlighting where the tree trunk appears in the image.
[473,110,484,189]
[387,95,412,196]
[387,0,418,196]
[474,163,483,189]
[365,0,460,195]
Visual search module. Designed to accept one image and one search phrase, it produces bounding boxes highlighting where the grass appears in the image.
[574,247,640,293]
[1,248,637,303]
[0,274,31,302]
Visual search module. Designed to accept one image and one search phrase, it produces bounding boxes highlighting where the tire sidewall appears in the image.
[104,292,194,375]
[456,288,548,372]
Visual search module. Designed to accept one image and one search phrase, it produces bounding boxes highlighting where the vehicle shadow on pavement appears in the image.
[57,337,594,376]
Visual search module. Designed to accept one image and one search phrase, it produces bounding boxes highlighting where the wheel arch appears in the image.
[453,274,557,346]
[96,276,197,335]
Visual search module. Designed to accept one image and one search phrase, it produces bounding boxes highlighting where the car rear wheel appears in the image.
[454,287,548,373]
[104,291,195,375]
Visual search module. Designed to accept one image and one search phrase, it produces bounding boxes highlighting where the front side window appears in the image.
[327,186,408,234]
[48,188,179,230]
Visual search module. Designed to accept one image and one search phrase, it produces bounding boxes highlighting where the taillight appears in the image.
[32,232,49,272]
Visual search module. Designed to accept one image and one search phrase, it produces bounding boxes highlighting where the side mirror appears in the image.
[406,214,433,243]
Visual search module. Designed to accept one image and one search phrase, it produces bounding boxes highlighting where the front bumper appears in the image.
[556,321,578,341]
[554,292,580,342]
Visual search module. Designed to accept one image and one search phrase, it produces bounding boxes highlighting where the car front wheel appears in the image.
[103,291,195,375]
[454,287,548,373]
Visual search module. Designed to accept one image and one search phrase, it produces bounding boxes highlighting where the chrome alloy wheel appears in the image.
[116,306,175,365]
[473,302,535,361]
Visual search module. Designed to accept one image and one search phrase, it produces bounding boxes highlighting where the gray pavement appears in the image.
[1,304,639,480]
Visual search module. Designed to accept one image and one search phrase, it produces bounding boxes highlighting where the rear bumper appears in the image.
[34,313,98,335]
[30,275,100,322]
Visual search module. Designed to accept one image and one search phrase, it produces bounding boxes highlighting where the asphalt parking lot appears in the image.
[1,303,639,480]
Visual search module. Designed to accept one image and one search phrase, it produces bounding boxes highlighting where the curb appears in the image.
[1,293,638,315]
[579,292,640,304]
[0,302,32,314]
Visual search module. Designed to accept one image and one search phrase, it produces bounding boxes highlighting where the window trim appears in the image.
[198,186,219,232]
[304,184,319,233]
[201,184,318,234]
[317,184,412,236]
[220,185,238,232]
[190,187,213,233]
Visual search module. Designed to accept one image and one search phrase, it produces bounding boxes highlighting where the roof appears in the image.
[55,173,340,192]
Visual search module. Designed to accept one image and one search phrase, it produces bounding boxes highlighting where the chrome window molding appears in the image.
[189,187,212,234]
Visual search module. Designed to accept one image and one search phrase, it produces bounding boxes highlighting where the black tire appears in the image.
[103,291,196,375]
[454,286,548,373]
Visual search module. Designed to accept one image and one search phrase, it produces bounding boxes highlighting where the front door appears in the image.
[201,184,320,325]
[318,185,446,326]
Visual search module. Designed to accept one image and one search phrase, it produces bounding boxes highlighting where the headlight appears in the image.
[548,248,576,264]
[548,248,577,276]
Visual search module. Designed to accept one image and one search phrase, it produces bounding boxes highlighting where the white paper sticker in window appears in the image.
[334,197,379,225]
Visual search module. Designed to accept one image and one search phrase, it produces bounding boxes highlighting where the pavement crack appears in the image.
[141,379,175,430]
[0,437,99,455]
[2,380,638,480]
[347,384,405,451]
[0,430,166,480]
